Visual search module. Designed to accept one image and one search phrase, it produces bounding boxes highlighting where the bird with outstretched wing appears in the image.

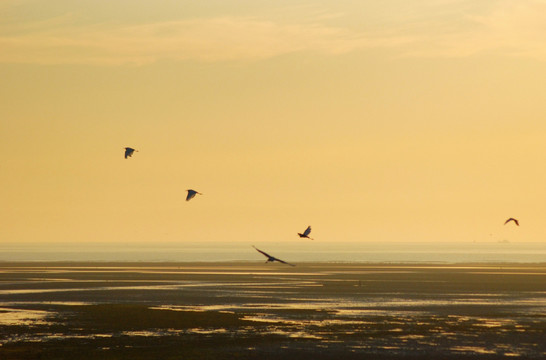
[297,225,313,240]
[504,218,519,226]
[253,246,295,266]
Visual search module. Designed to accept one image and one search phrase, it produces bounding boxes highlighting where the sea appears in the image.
[1,241,545,263]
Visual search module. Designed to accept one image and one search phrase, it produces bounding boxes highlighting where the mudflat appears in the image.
[1,262,545,359]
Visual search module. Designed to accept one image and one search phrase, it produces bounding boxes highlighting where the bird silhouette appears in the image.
[253,246,295,266]
[124,147,137,159]
[186,189,202,201]
[297,225,313,240]
[504,218,519,226]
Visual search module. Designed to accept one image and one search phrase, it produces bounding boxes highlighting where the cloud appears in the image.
[468,0,546,57]
[4,1,546,66]
[402,0,546,59]
[0,16,412,66]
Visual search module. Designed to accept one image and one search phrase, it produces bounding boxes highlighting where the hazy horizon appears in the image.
[2,240,545,263]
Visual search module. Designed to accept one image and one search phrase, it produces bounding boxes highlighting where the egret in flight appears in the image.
[253,246,295,266]
[297,226,313,240]
[504,218,519,226]
[186,189,202,201]
[124,147,137,159]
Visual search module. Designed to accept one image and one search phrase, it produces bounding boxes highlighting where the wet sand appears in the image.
[1,262,545,359]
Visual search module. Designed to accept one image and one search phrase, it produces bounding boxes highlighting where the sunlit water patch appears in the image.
[0,301,92,307]
[3,332,114,345]
[451,346,498,355]
[0,307,53,326]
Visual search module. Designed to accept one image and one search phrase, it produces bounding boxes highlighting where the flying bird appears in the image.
[253,246,295,266]
[124,147,137,159]
[504,218,519,226]
[297,226,313,240]
[186,189,202,201]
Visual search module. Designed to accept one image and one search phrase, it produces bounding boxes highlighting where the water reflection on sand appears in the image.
[1,262,545,359]
[0,307,52,326]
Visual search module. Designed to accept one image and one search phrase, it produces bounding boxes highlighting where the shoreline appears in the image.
[1,260,546,267]
[2,241,545,264]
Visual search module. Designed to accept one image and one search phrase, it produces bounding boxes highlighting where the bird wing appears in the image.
[253,246,272,259]
[303,226,312,237]
[186,190,196,201]
[504,218,518,225]
[124,148,135,158]
[253,246,295,266]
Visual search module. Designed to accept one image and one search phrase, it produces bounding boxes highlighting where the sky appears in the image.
[2,0,546,245]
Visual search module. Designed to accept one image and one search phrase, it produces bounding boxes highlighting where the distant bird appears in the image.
[504,218,519,226]
[253,246,295,267]
[186,189,202,201]
[124,147,137,159]
[297,226,313,240]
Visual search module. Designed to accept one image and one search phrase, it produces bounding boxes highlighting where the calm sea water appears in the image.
[1,241,545,263]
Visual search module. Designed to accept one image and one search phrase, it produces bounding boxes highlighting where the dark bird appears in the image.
[186,189,202,201]
[504,218,519,226]
[253,246,295,266]
[297,225,313,240]
[124,147,137,159]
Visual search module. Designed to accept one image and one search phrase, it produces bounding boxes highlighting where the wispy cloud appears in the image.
[0,16,412,66]
[468,0,546,57]
[403,0,546,59]
[3,1,546,66]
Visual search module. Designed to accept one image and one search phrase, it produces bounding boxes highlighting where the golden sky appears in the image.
[2,0,546,244]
